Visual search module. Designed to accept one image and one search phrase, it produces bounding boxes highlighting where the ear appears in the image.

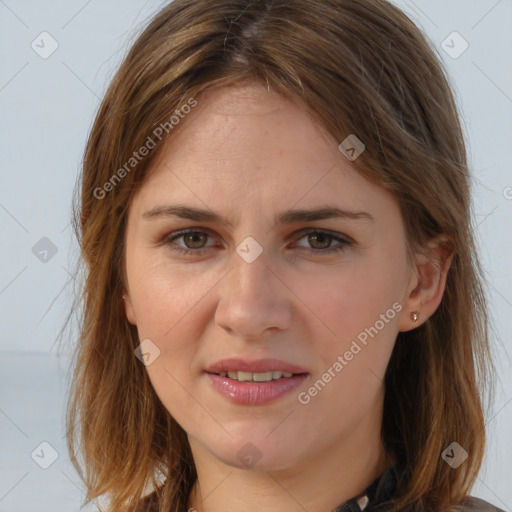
[398,236,454,332]
[123,290,137,326]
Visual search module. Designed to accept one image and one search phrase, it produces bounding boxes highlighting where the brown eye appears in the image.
[163,229,217,256]
[293,229,352,255]
[182,231,209,249]
[307,232,333,249]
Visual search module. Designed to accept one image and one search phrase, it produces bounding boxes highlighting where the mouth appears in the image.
[203,357,309,404]
[207,370,305,382]
[204,357,308,376]
[204,359,309,405]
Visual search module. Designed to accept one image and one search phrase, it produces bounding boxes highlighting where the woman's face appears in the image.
[123,83,419,472]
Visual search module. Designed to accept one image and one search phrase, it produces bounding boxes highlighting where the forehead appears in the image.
[164,84,332,168]
[130,83,399,227]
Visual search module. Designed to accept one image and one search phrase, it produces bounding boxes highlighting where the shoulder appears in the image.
[446,495,506,512]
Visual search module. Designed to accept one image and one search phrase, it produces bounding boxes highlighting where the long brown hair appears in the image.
[62,1,495,511]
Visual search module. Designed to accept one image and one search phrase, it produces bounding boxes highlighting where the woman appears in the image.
[64,1,506,511]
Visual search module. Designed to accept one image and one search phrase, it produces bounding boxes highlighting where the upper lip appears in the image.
[205,357,308,374]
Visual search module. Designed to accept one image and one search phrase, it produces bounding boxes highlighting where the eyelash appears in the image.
[162,228,352,257]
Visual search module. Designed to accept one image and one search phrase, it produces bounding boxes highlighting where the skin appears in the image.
[123,83,453,512]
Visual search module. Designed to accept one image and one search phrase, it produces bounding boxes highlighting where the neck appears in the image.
[187,409,393,512]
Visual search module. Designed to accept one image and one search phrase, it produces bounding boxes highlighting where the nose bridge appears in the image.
[215,243,291,337]
[228,232,272,293]
[228,245,274,306]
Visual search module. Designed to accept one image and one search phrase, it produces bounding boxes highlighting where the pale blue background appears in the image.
[0,1,511,510]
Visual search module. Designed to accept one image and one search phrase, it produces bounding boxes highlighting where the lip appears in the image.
[204,357,309,405]
[206,373,309,405]
[204,357,308,374]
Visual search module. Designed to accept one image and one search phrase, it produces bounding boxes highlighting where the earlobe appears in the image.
[399,236,454,332]
[123,293,137,325]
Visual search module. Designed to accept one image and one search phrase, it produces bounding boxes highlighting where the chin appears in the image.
[208,437,302,472]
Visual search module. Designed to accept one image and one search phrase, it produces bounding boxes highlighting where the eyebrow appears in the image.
[142,204,375,227]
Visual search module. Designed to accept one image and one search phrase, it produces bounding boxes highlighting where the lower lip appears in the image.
[205,372,309,405]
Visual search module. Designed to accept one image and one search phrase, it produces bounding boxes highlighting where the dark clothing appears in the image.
[334,464,506,512]
[135,464,506,512]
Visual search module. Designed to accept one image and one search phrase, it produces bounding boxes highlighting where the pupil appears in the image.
[310,233,331,249]
[185,232,206,248]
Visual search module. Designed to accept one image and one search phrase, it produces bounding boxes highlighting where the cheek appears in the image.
[290,255,402,400]
[291,258,403,344]
[127,251,197,333]
[127,254,223,370]
[131,264,213,426]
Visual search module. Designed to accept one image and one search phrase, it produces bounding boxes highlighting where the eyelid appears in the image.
[292,227,354,244]
[163,227,220,248]
[163,226,353,242]
[162,226,354,256]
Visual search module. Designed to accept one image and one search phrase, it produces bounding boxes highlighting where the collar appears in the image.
[333,464,404,512]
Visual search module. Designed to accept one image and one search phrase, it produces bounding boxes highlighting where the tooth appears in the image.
[223,370,296,381]
[237,371,253,382]
[253,371,274,382]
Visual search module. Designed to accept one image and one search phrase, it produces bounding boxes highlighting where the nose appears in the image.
[214,248,292,340]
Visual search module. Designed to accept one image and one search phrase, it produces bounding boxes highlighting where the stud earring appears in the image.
[411,311,419,322]
[122,294,127,300]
